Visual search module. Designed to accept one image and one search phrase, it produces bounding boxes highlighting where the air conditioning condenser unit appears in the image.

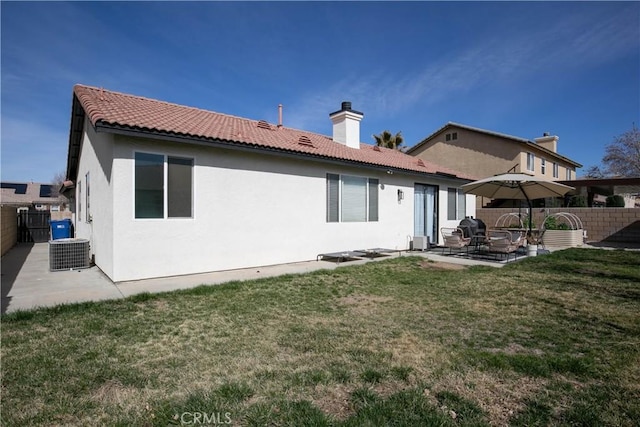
[49,238,90,271]
[412,236,429,251]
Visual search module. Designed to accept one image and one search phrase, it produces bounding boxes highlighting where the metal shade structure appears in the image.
[461,173,575,233]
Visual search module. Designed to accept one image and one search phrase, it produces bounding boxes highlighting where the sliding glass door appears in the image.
[414,184,438,243]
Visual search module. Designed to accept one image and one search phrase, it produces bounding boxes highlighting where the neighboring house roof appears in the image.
[406,122,582,168]
[66,85,475,182]
[1,182,63,206]
[560,177,640,196]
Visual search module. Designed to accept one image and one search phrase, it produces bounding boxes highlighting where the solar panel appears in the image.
[39,185,55,198]
[1,182,28,194]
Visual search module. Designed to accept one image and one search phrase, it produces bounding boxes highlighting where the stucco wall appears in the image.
[74,120,115,276]
[1,205,18,256]
[86,135,473,282]
[477,207,640,243]
[411,128,521,179]
[412,127,577,181]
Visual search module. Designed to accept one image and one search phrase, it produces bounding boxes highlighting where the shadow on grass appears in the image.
[467,351,595,379]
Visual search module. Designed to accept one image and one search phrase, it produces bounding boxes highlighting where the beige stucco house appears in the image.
[407,122,582,182]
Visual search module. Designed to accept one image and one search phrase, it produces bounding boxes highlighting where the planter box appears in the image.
[543,229,583,248]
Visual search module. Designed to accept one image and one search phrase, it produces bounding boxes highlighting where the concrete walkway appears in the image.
[2,243,511,314]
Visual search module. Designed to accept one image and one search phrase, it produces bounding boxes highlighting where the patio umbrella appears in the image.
[461,173,575,233]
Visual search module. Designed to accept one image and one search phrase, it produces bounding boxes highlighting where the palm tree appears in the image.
[373,130,404,150]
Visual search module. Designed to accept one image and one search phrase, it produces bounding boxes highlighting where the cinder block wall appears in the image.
[477,208,640,243]
[50,211,73,221]
[1,206,18,256]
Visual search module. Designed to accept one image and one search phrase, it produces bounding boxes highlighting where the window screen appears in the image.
[447,188,457,220]
[327,174,339,222]
[342,175,367,222]
[447,188,465,220]
[135,152,164,218]
[168,157,193,218]
[457,191,466,220]
[327,174,378,222]
[368,178,379,222]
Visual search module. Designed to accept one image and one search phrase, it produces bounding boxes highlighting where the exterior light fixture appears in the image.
[397,189,404,202]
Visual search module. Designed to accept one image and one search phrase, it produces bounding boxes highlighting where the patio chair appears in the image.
[486,229,520,260]
[440,227,471,255]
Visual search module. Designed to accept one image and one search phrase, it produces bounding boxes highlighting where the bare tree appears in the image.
[582,165,605,179]
[602,124,640,177]
[51,170,67,198]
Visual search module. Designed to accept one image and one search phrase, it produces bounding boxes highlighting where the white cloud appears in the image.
[287,4,638,131]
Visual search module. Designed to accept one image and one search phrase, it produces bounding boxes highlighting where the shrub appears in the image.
[568,195,587,207]
[544,216,571,230]
[606,195,625,207]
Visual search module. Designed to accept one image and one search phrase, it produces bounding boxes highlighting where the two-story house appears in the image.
[407,122,582,207]
[407,122,581,180]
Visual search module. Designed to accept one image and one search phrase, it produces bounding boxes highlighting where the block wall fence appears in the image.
[476,208,640,244]
[1,206,18,256]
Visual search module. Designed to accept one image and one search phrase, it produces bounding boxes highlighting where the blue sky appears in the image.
[2,1,639,183]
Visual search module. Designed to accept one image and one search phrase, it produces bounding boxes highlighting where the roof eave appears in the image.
[522,141,582,168]
[93,122,472,182]
[65,93,86,182]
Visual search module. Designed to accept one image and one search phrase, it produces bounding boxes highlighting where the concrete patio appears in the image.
[1,242,520,314]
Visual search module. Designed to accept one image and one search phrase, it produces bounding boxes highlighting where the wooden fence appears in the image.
[17,211,50,243]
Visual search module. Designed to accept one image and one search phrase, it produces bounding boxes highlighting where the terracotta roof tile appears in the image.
[73,84,475,180]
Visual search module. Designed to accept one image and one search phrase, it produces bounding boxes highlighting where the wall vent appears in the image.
[298,135,314,147]
[257,120,272,130]
[49,239,90,271]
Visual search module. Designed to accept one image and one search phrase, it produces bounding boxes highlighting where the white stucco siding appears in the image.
[108,136,419,282]
[74,120,115,278]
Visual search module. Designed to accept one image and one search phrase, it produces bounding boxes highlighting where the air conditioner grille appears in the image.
[49,239,90,271]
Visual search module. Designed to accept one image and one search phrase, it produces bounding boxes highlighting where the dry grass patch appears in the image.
[419,260,469,271]
[430,370,548,426]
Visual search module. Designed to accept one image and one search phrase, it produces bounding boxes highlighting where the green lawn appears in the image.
[2,249,639,426]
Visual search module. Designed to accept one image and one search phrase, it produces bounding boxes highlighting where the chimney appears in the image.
[329,101,363,149]
[534,133,558,153]
[278,104,283,128]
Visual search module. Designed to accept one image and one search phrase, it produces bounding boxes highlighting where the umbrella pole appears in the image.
[517,183,533,236]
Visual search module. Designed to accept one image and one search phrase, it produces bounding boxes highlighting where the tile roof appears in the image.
[72,85,475,180]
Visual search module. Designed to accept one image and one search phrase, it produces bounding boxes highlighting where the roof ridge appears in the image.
[69,84,476,179]
[74,84,260,125]
[74,84,342,140]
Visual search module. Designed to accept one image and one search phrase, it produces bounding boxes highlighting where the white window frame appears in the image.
[526,153,535,172]
[85,171,91,223]
[134,151,194,220]
[553,162,559,178]
[78,180,82,222]
[326,173,378,223]
[566,169,572,180]
[541,158,546,175]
